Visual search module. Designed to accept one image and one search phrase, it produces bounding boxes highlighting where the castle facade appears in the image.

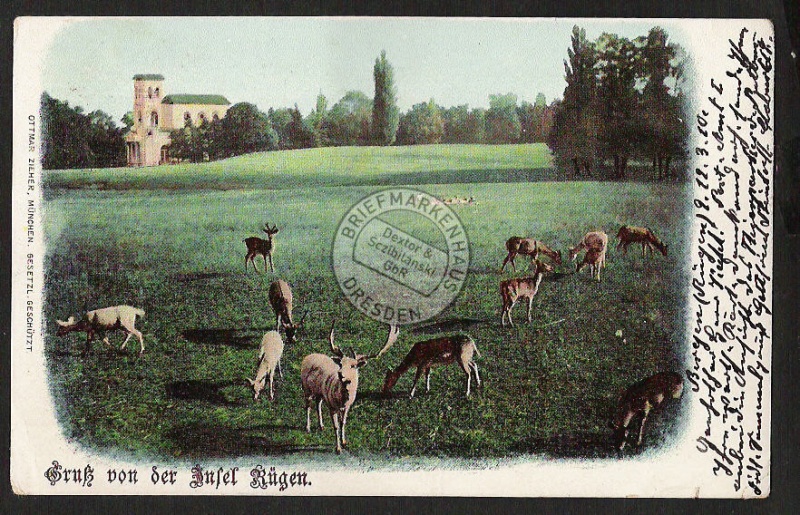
[125,74,231,166]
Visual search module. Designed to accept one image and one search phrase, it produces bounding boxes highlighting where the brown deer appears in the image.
[268,279,305,352]
[382,334,481,398]
[244,223,280,273]
[568,231,608,281]
[499,259,554,326]
[609,371,684,450]
[301,323,399,453]
[500,236,562,272]
[616,225,668,257]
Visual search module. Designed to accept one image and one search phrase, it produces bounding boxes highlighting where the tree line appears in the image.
[42,28,688,181]
[167,52,557,164]
[548,26,688,180]
[40,93,129,170]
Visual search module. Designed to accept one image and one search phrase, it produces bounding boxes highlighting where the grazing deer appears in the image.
[616,225,668,258]
[244,223,280,273]
[268,280,305,355]
[568,231,608,281]
[247,330,284,401]
[56,305,145,355]
[610,371,684,450]
[500,259,554,326]
[382,333,481,398]
[500,236,562,272]
[301,323,399,453]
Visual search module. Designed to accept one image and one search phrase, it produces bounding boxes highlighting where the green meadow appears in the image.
[43,144,690,461]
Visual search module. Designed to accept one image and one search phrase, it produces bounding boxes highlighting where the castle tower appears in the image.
[126,74,172,166]
[132,74,164,132]
[125,74,231,166]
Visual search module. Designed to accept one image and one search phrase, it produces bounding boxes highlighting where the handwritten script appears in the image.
[690,27,772,496]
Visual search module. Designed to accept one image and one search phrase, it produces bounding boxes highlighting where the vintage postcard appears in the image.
[11,17,772,497]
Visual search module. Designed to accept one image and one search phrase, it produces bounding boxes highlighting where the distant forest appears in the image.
[41,26,688,181]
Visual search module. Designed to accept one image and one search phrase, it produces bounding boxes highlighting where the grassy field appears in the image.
[44,144,558,192]
[43,144,690,462]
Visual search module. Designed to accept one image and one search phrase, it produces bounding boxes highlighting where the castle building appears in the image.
[125,74,231,166]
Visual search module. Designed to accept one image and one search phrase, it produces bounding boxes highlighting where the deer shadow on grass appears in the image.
[546,272,571,282]
[181,327,270,348]
[357,389,407,402]
[171,271,233,282]
[510,431,618,459]
[411,318,484,335]
[165,379,247,406]
[375,167,560,187]
[165,422,327,458]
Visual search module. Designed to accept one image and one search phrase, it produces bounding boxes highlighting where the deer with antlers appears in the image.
[244,223,280,273]
[500,236,562,272]
[300,322,399,453]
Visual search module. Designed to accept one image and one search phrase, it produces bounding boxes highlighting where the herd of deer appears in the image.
[54,220,681,453]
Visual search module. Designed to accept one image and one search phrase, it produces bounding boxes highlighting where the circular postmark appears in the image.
[332,188,470,325]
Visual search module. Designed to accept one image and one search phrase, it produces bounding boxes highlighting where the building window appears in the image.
[150,111,159,127]
[148,87,153,99]
[212,112,220,121]
[198,112,206,123]
[138,111,143,124]
[154,87,160,97]
[184,112,192,124]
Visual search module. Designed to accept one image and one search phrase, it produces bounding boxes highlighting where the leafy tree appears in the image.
[121,111,135,132]
[595,33,640,179]
[306,93,329,147]
[323,90,372,147]
[268,107,294,150]
[397,100,445,145]
[486,93,521,144]
[169,119,204,162]
[288,104,314,149]
[442,105,486,144]
[548,26,600,177]
[41,93,124,169]
[518,94,556,144]
[637,27,688,179]
[87,110,126,167]
[217,102,277,156]
[372,50,400,145]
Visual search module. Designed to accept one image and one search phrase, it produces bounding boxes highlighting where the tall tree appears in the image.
[217,102,277,156]
[324,90,372,147]
[121,111,135,132]
[41,93,125,170]
[486,93,521,144]
[87,110,125,167]
[637,27,688,180]
[307,93,329,147]
[268,107,294,150]
[595,33,639,179]
[288,104,314,149]
[397,100,445,145]
[548,26,600,177]
[372,50,400,146]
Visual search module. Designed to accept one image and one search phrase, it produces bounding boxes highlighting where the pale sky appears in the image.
[40,18,689,122]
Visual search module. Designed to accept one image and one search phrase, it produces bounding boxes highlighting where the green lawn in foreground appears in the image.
[42,145,690,463]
